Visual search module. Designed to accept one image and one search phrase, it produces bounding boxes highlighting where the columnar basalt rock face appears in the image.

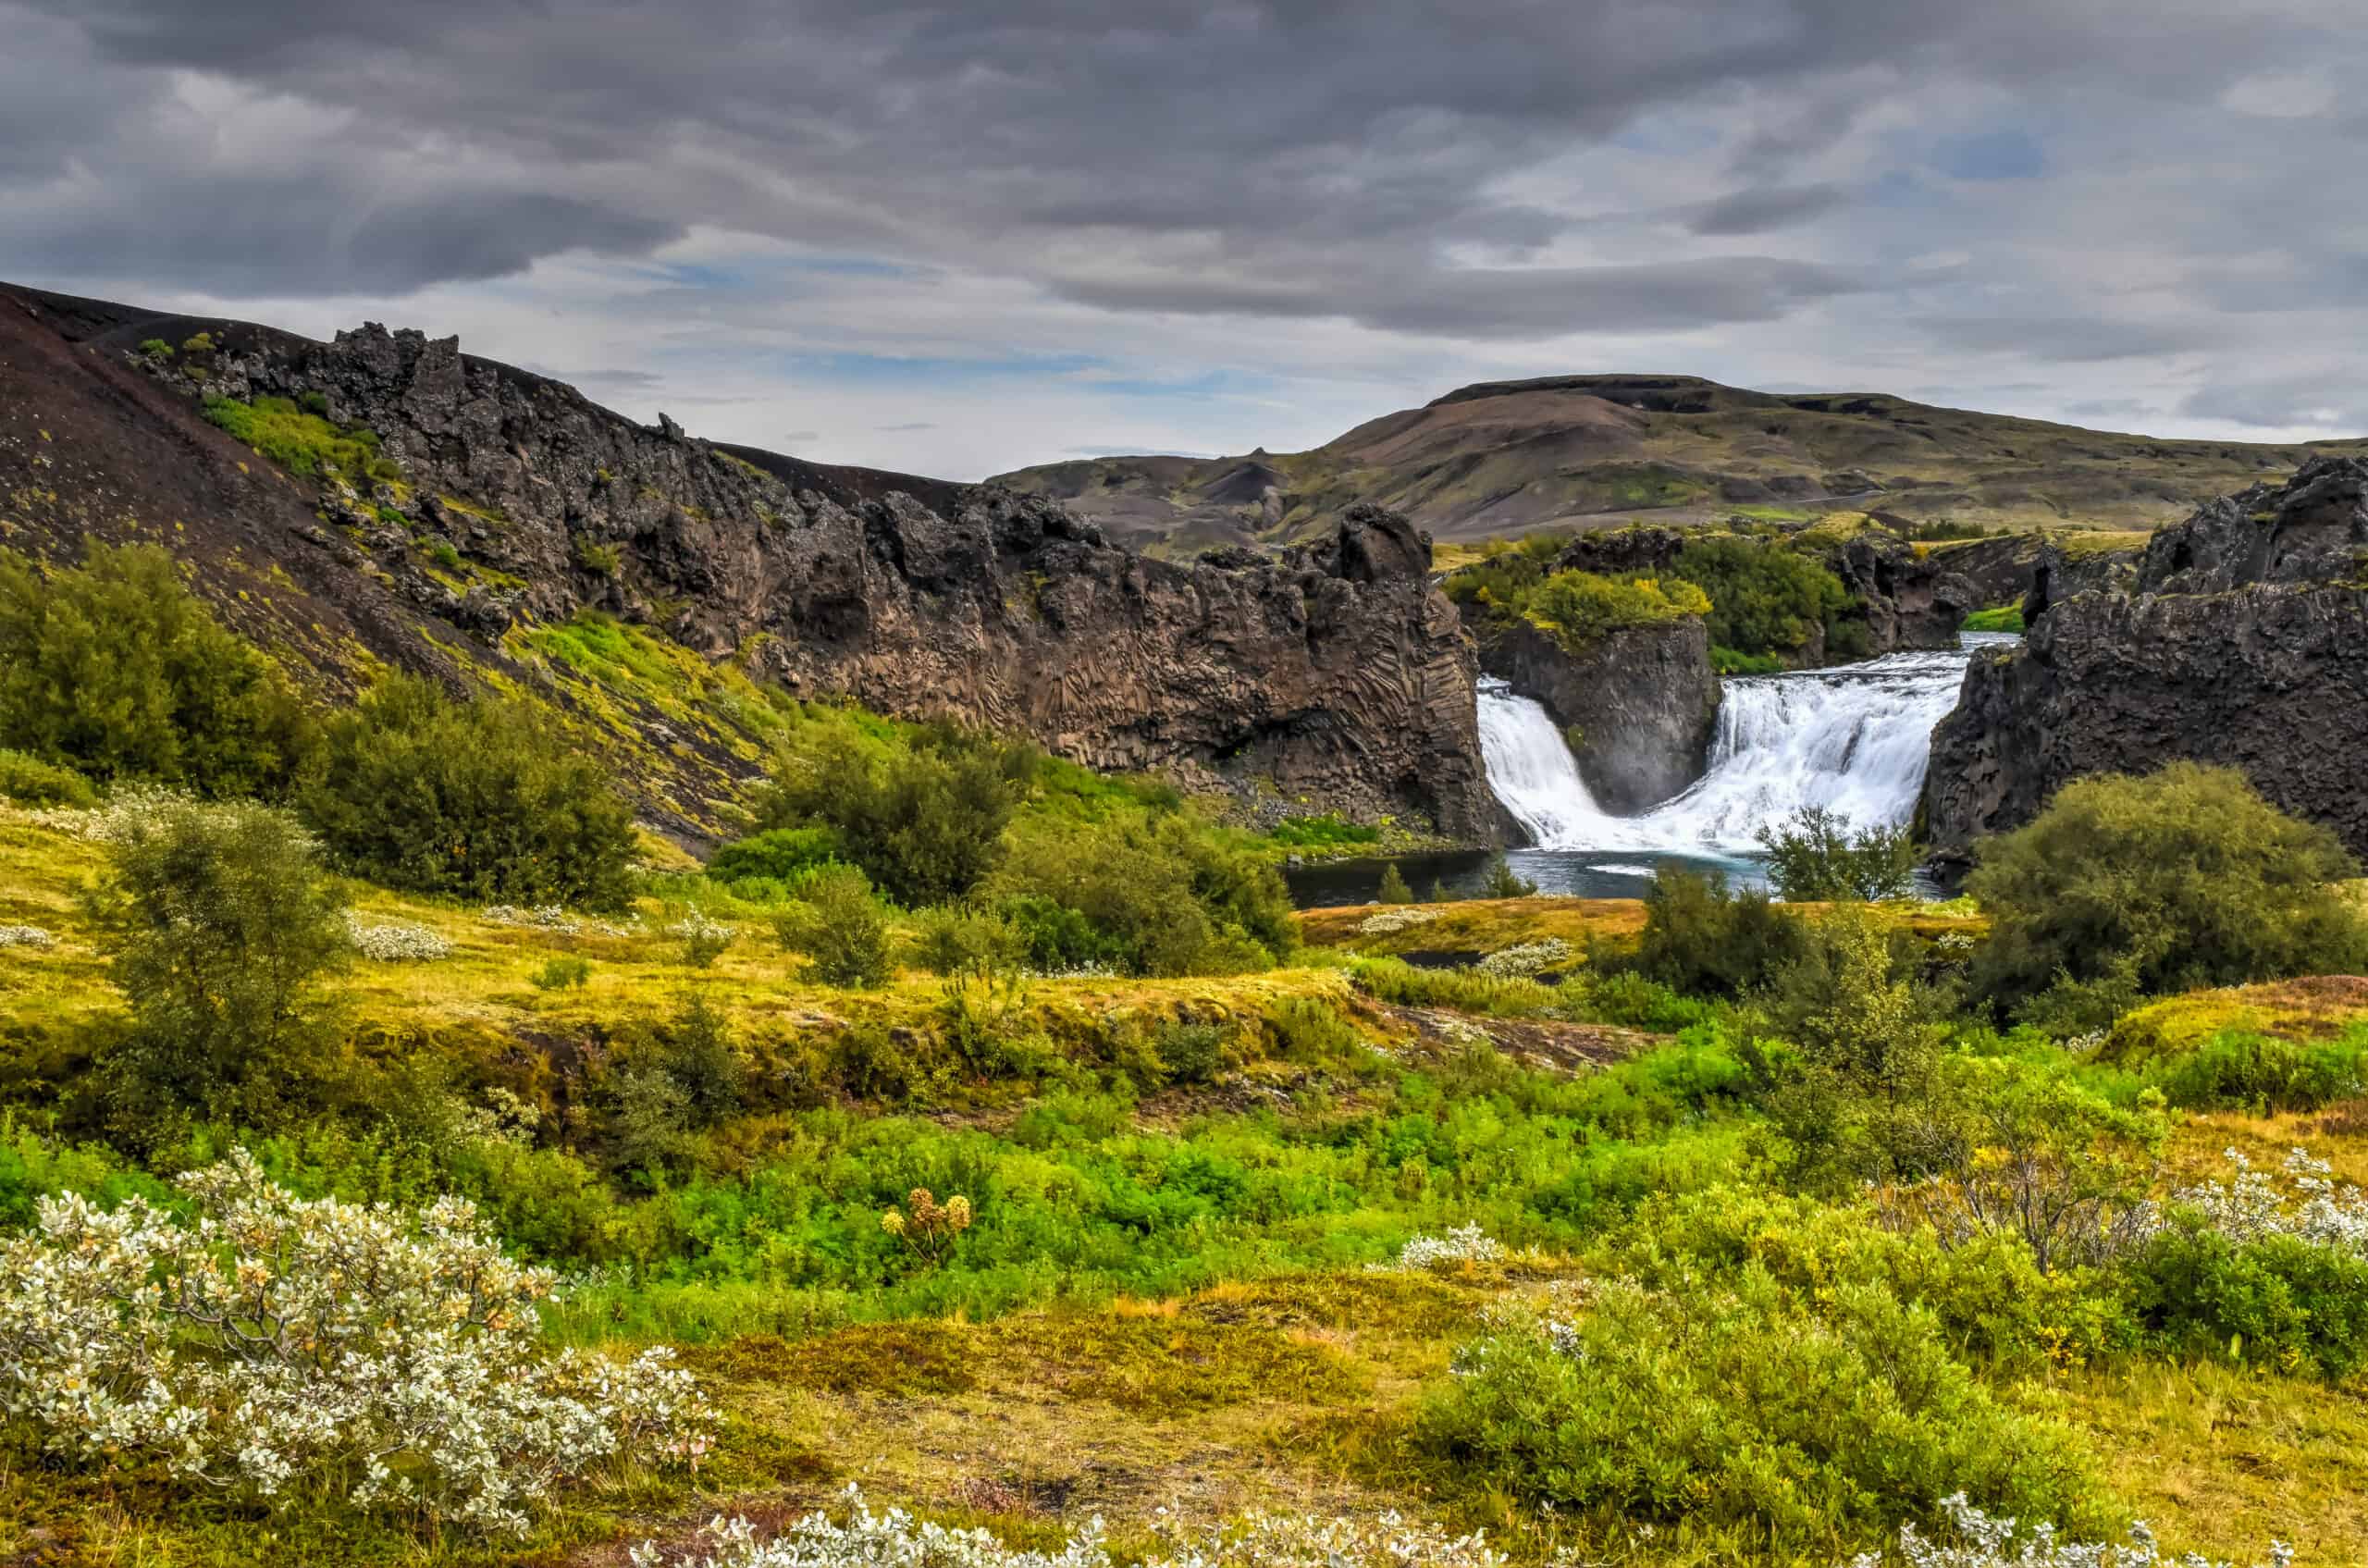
[1923,456,2368,871]
[6,290,1497,839]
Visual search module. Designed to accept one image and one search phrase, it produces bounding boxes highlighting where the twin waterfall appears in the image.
[1477,644,1989,856]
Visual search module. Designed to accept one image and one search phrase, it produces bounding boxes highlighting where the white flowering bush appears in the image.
[0,1149,711,1535]
[2173,1146,2368,1255]
[669,908,737,967]
[1842,1491,2291,1567]
[483,903,584,933]
[22,782,195,843]
[1358,907,1440,937]
[1375,1223,1506,1271]
[633,1487,1506,1568]
[1474,938,1571,978]
[0,923,54,948]
[345,910,455,962]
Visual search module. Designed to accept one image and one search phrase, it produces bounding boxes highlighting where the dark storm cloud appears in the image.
[6,0,2368,456]
[1917,314,2223,364]
[1685,183,1852,236]
[2,0,2322,315]
[1057,256,1867,338]
[2178,382,2368,431]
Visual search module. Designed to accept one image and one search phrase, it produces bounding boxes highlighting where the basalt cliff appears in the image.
[1923,455,2368,870]
[0,287,1493,840]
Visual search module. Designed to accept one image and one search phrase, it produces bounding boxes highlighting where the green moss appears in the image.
[1962,604,2027,634]
[201,396,396,483]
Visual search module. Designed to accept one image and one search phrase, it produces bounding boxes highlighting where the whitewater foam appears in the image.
[1478,639,1995,854]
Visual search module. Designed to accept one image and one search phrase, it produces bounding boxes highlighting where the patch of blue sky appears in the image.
[1931,128,2045,180]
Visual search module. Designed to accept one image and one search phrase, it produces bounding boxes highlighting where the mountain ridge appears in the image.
[993,372,2368,554]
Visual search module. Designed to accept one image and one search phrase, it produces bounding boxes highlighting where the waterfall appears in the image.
[1474,678,1624,846]
[1477,637,2003,854]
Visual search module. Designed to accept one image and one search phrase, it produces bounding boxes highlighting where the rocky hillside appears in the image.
[995,373,2366,552]
[0,286,1494,841]
[1923,455,2368,870]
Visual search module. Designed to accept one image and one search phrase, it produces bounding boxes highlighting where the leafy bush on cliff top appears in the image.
[301,673,636,911]
[1667,535,1856,661]
[1968,763,2368,1028]
[1522,569,1709,651]
[0,542,316,797]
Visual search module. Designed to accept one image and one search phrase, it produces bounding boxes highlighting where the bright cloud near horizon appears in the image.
[5,0,2363,480]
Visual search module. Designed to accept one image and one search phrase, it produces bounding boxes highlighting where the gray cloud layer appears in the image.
[5,0,2366,471]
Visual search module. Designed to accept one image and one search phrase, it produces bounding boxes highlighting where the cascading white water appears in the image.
[1477,636,2007,855]
[1474,677,1622,846]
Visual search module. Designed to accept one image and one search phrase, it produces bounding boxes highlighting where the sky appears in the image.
[5,0,2364,481]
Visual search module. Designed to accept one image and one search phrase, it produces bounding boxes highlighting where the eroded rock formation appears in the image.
[3,289,1495,839]
[1922,456,2368,871]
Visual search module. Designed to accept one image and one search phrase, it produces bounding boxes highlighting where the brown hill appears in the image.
[994,373,2368,552]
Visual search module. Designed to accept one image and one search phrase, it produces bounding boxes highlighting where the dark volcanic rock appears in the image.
[1822,529,1974,653]
[1475,617,1717,815]
[1923,456,2368,871]
[2,287,1496,839]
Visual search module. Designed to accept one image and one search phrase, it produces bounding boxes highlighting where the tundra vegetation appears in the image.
[0,544,2358,1568]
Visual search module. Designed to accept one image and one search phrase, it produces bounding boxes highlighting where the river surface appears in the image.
[1286,632,2016,907]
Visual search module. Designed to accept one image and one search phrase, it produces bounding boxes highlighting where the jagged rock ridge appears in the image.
[1923,455,2368,870]
[0,287,1495,840]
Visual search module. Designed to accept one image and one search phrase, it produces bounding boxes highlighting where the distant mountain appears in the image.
[993,374,2368,552]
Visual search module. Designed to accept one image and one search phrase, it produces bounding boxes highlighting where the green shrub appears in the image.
[201,394,393,481]
[573,538,622,576]
[608,995,745,1175]
[301,673,636,911]
[751,719,1034,906]
[1263,995,1362,1064]
[1420,1269,2102,1556]
[0,747,95,807]
[985,812,1294,977]
[1632,867,1808,998]
[1375,863,1414,905]
[1477,852,1536,899]
[1349,956,1562,1019]
[1709,646,1785,675]
[531,955,592,991]
[1755,804,1916,901]
[1968,763,2368,1024]
[1667,536,1856,660]
[1153,1019,1227,1084]
[0,542,315,796]
[773,864,894,987]
[2125,1221,2368,1379]
[1522,569,1709,651]
[1265,813,1380,850]
[709,826,843,886]
[80,798,349,1140]
[2144,1030,2367,1112]
[909,903,1027,979]
[1439,531,1570,611]
[138,338,173,362]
